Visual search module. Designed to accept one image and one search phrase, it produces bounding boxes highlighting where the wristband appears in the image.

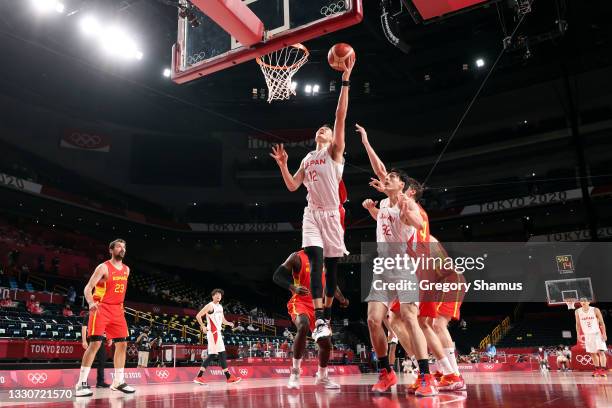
[341,80,350,87]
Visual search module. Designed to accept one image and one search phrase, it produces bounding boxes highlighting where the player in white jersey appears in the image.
[357,124,438,396]
[194,289,242,384]
[575,298,608,377]
[270,56,355,342]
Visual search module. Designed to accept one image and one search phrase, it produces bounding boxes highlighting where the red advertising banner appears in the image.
[0,365,361,389]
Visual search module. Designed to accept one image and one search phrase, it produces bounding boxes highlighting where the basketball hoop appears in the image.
[256,44,309,103]
[565,299,576,310]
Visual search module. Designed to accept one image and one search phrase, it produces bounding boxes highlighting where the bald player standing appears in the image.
[76,239,135,397]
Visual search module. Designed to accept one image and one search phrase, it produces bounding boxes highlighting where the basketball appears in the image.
[328,43,355,71]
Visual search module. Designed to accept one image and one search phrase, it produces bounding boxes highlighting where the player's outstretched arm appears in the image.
[270,144,304,192]
[83,263,107,311]
[398,194,424,228]
[356,123,387,181]
[362,198,379,220]
[330,56,355,162]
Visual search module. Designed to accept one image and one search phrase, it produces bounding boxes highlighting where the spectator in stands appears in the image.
[30,301,45,315]
[26,294,36,311]
[469,347,480,363]
[136,327,153,368]
[63,304,74,317]
[67,286,77,304]
[486,343,497,363]
[147,283,156,295]
[81,309,110,388]
[247,322,259,332]
[232,322,245,332]
[283,327,291,338]
[0,297,16,308]
[460,319,467,330]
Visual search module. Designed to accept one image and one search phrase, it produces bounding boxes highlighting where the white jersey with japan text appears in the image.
[301,148,344,210]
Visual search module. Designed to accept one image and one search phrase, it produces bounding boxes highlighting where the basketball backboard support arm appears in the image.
[190,0,264,47]
[172,0,363,84]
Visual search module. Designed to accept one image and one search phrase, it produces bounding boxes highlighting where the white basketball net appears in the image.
[565,299,576,310]
[257,44,309,103]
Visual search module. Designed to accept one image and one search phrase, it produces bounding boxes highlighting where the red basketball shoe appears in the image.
[371,369,397,392]
[415,374,439,397]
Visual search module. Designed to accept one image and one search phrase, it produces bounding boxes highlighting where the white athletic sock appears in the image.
[292,358,302,370]
[115,368,125,384]
[318,366,327,377]
[445,347,460,374]
[78,366,91,385]
[437,357,454,375]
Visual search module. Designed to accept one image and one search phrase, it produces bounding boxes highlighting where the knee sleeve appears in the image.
[304,246,324,299]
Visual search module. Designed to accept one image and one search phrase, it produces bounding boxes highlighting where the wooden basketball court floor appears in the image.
[3,371,610,408]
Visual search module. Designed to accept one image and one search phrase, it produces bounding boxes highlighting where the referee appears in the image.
[81,310,110,388]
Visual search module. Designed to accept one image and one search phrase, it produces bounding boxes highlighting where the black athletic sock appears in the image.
[197,369,205,377]
[379,355,391,372]
[417,359,430,375]
[323,307,332,321]
[224,371,231,379]
[315,308,324,323]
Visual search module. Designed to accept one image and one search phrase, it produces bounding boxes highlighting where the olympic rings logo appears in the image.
[27,373,48,384]
[483,364,494,370]
[576,355,593,365]
[67,132,103,148]
[156,370,169,379]
[239,369,248,377]
[321,1,346,17]
[188,52,207,66]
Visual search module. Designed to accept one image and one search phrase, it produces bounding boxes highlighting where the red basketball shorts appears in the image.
[436,301,461,320]
[87,303,129,340]
[419,301,439,318]
[288,298,316,332]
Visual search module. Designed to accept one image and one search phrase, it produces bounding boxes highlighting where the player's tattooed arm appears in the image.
[362,199,379,220]
[270,144,304,192]
[356,123,387,181]
[83,263,107,312]
[335,286,349,308]
[274,253,309,295]
[330,55,355,162]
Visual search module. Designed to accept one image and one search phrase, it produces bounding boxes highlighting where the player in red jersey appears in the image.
[75,239,135,397]
[405,206,466,391]
[273,250,348,389]
[426,236,466,390]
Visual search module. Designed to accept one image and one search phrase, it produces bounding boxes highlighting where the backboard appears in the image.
[545,278,594,306]
[172,0,363,84]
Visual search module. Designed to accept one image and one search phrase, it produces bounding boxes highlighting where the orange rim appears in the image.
[256,43,309,70]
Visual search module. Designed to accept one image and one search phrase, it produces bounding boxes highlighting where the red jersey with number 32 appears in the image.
[93,260,129,305]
